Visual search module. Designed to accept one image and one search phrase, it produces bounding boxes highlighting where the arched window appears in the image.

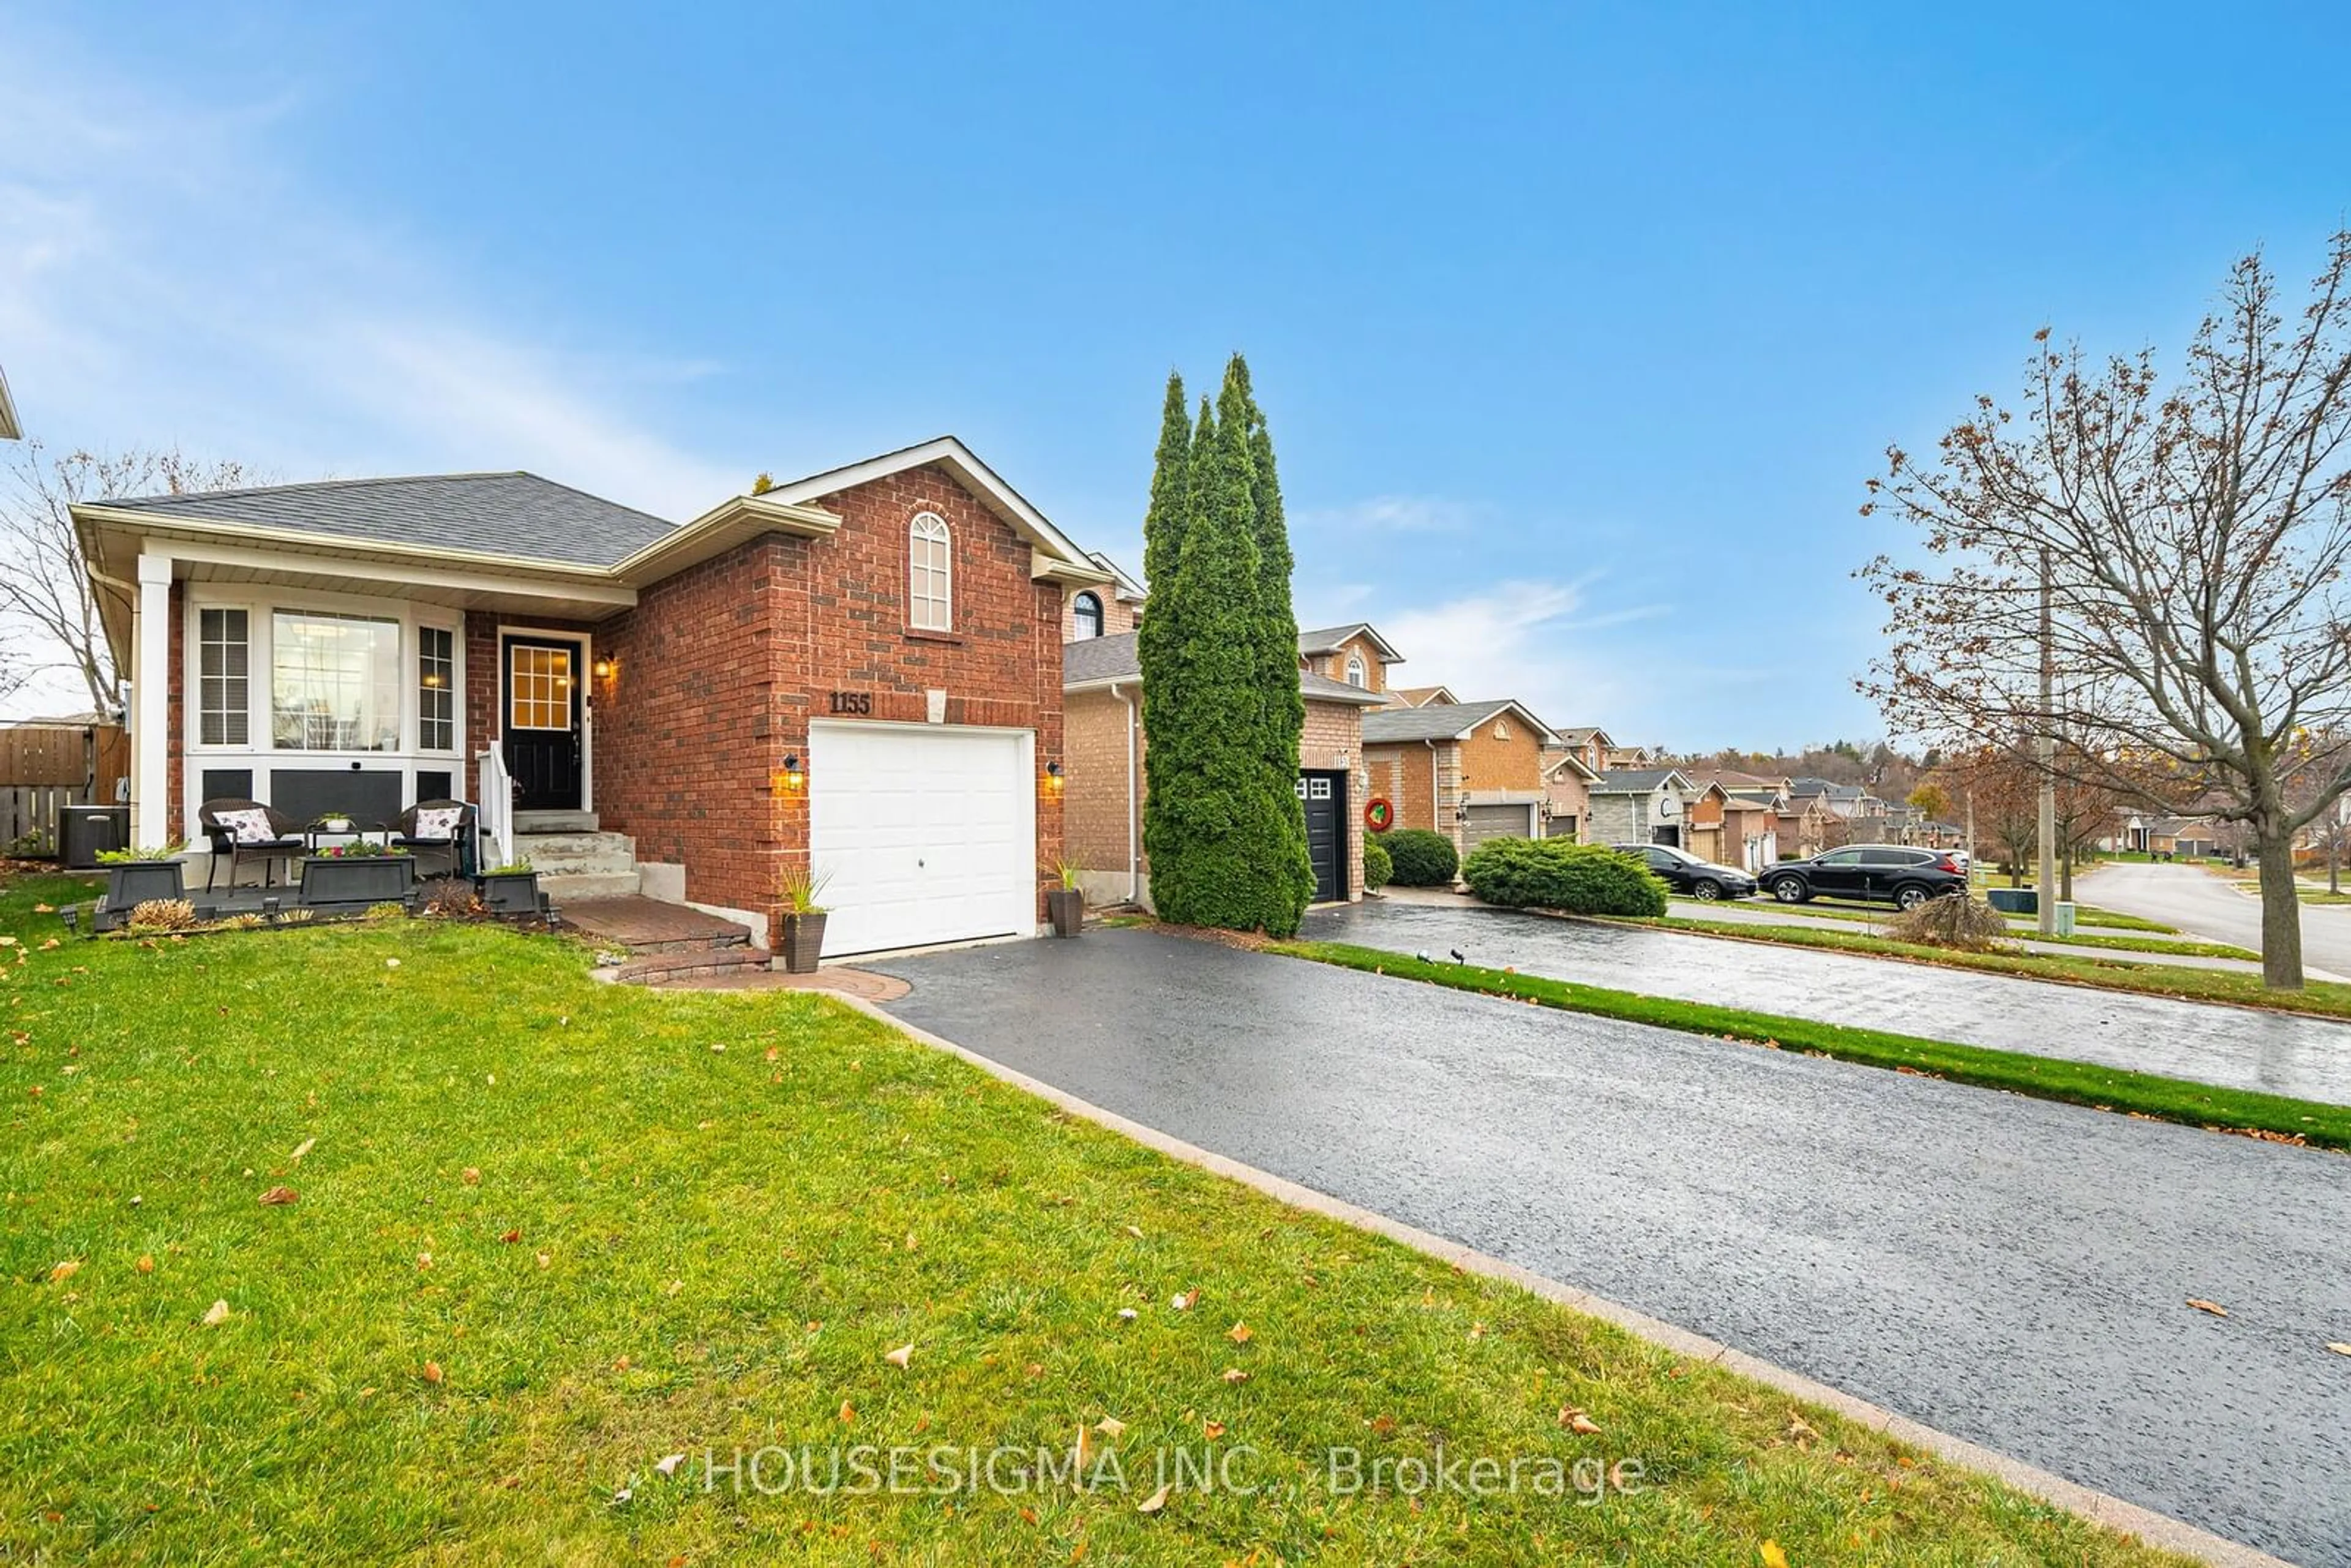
[1071,590,1103,640]
[1345,653,1367,688]
[909,512,951,631]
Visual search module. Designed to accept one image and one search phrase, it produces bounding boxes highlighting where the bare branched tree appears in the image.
[1861,234,2351,989]
[1,441,254,720]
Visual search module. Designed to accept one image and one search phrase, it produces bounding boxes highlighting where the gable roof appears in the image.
[1540,745,1600,782]
[1387,684,1457,708]
[1298,623,1404,662]
[1086,551,1147,602]
[1064,631,1387,706]
[1362,699,1557,745]
[1552,725,1613,748]
[0,362,18,440]
[1590,767,1695,795]
[88,471,677,568]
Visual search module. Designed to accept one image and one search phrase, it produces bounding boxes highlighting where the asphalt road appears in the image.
[1306,898,2351,1108]
[2082,861,2351,981]
[874,929,2351,1566]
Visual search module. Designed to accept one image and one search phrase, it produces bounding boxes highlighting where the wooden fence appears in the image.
[0,724,129,856]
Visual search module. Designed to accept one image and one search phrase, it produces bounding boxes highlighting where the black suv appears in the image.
[1611,842,1758,901]
[1761,845,1968,909]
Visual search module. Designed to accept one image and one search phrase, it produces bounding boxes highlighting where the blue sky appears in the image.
[6,3,2348,746]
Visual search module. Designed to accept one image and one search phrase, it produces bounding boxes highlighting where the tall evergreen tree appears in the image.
[1226,354,1314,931]
[1136,372,1193,894]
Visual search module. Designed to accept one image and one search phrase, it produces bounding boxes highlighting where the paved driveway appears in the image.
[2082,861,2351,981]
[1305,898,2351,1107]
[874,929,2351,1566]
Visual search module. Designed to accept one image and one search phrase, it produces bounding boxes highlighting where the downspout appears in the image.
[1113,681,1140,901]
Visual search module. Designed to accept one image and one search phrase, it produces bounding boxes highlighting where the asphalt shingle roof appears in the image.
[1591,767,1685,793]
[97,472,678,569]
[1064,632,1381,704]
[1361,700,1518,744]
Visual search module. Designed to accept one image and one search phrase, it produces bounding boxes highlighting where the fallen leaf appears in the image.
[290,1138,316,1161]
[1760,1543,1790,1568]
[2186,1298,2229,1318]
[384,958,400,969]
[1369,1414,1397,1436]
[500,1229,521,1244]
[709,1042,726,1053]
[135,1255,155,1274]
[1095,1416,1127,1438]
[1559,1406,1602,1435]
[1467,1321,1487,1341]
[536,1252,551,1269]
[1123,1225,1144,1239]
[839,1400,855,1425]
[1136,1481,1171,1515]
[48,1259,80,1283]
[421,1360,444,1384]
[1788,1413,1819,1444]
[258,1186,298,1206]
[416,1252,434,1270]
[201,1299,230,1327]
[1227,1321,1253,1344]
[1202,1419,1226,1440]
[1220,1367,1250,1384]
[1171,1288,1197,1311]
[654,1452,686,1477]
[462,1168,481,1185]
[1116,1308,1138,1322]
[765,1046,780,1062]
[885,1343,913,1369]
[2326,1342,2351,1357]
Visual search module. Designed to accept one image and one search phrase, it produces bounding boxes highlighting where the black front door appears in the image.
[1300,770,1346,902]
[501,636,583,811]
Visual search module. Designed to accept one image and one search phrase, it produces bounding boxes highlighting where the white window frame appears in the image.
[1344,653,1366,688]
[909,512,952,632]
[180,583,466,829]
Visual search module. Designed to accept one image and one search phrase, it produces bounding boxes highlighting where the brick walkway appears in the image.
[561,895,752,952]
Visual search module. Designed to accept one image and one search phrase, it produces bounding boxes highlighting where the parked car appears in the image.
[1761,845,1968,909]
[1611,842,1757,901]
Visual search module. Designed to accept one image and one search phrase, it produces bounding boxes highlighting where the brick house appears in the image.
[1687,769,1790,871]
[76,436,1112,956]
[1362,697,1562,855]
[1540,747,1598,842]
[1062,552,1146,642]
[1384,684,1458,708]
[1298,623,1406,696]
[1059,631,1385,907]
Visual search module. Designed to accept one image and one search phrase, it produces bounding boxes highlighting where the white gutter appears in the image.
[1113,680,1141,901]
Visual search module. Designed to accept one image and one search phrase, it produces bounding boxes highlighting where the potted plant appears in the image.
[297,841,416,906]
[773,865,830,975]
[1046,860,1085,937]
[96,843,187,910]
[476,859,541,915]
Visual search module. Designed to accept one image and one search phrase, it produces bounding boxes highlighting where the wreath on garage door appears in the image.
[1364,797,1394,831]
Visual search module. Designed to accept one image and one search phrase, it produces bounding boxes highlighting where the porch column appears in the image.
[131,551,173,849]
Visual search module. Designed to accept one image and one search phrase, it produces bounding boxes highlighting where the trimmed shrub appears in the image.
[1461,838,1668,917]
[1382,828,1458,887]
[1886,892,2010,951]
[1362,836,1393,892]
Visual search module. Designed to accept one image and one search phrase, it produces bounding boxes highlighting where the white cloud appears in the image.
[1295,494,1474,535]
[1351,579,1640,731]
[0,37,737,519]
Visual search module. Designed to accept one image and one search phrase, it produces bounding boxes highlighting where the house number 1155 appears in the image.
[828,691,873,715]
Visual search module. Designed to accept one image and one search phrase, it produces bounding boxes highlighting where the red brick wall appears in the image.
[588,462,1065,936]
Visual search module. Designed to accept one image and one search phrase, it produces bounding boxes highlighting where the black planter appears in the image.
[778,912,828,974]
[103,860,186,909]
[477,870,542,916]
[1046,887,1084,937]
[298,855,416,907]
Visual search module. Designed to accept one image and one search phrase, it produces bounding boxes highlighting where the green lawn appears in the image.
[1273,940,2349,1147]
[1650,912,2351,1021]
[0,871,2193,1564]
[1678,904,2248,962]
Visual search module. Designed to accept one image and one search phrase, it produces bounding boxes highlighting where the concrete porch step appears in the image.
[612,947,775,986]
[515,809,599,833]
[513,830,637,879]
[541,871,642,901]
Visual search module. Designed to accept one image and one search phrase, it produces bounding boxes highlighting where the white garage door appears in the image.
[808,722,1035,957]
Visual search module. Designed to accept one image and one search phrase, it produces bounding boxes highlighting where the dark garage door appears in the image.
[1462,803,1533,852]
[1300,770,1346,902]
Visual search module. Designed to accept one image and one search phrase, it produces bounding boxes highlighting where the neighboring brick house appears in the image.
[1550,726,1614,778]
[77,436,1112,957]
[1774,792,1843,858]
[1384,684,1458,708]
[1362,698,1561,855]
[1298,623,1406,696]
[1541,747,1597,842]
[1059,632,1385,907]
[1587,767,1697,847]
[1688,769,1791,871]
[1063,552,1146,642]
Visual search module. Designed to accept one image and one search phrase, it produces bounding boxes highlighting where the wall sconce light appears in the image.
[1045,760,1063,795]
[782,753,805,793]
[593,656,615,680]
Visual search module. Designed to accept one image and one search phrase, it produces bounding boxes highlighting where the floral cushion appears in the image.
[412,806,463,841]
[216,808,279,845]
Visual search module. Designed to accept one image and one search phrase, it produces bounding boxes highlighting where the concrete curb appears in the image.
[836,992,2292,1568]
